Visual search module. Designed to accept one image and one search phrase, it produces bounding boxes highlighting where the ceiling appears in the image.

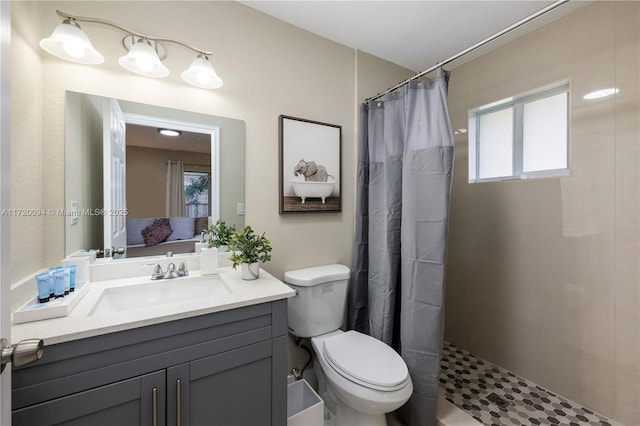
[127,2,589,149]
[126,124,211,154]
[239,1,588,72]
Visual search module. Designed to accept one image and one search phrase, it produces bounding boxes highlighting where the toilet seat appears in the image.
[323,330,409,392]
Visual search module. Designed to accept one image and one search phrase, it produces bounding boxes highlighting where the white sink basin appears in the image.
[89,275,231,317]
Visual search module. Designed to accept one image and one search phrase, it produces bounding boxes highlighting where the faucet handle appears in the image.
[145,263,164,280]
[178,262,189,277]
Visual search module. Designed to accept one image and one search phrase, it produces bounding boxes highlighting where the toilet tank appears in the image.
[284,264,350,338]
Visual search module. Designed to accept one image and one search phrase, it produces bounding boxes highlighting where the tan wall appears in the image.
[126,146,211,218]
[10,1,44,283]
[445,2,639,424]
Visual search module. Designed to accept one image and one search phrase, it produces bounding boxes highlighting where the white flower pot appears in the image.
[241,262,260,280]
[217,244,229,253]
[200,247,218,275]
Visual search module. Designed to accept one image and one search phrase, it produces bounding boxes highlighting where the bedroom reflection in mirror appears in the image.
[125,125,212,258]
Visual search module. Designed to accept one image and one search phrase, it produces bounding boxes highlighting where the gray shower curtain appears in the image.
[349,68,454,426]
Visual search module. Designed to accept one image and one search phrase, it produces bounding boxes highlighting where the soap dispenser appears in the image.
[194,232,207,254]
[200,245,218,276]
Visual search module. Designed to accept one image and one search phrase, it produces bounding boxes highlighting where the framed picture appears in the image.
[279,115,341,213]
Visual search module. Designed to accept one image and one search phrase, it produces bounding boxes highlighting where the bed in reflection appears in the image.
[126,216,208,258]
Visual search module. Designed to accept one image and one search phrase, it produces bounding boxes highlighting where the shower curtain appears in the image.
[166,160,186,217]
[349,68,454,426]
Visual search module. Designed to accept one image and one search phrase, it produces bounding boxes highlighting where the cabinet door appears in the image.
[189,341,273,426]
[12,370,166,426]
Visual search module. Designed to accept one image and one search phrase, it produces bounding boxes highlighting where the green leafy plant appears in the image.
[207,220,236,249]
[185,174,209,203]
[228,226,272,268]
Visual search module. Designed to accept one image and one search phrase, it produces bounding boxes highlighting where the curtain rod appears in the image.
[364,0,570,103]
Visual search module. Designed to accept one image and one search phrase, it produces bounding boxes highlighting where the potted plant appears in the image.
[207,220,236,252]
[228,225,272,280]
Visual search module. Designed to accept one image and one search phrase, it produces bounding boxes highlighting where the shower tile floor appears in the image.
[439,342,622,426]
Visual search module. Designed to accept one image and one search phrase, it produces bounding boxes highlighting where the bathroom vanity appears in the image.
[11,266,295,426]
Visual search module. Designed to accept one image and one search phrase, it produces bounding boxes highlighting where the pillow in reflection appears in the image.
[167,217,196,241]
[126,218,156,245]
[142,218,173,246]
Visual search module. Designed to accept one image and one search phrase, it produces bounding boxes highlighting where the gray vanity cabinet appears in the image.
[12,300,288,426]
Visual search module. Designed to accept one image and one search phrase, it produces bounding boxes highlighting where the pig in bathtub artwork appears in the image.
[280,115,341,213]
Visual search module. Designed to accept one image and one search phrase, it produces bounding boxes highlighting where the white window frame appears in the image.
[468,82,570,183]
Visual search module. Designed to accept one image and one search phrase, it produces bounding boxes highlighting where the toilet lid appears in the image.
[323,331,409,391]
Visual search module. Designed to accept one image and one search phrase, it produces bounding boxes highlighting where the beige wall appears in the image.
[10,1,44,283]
[127,146,211,218]
[445,2,639,424]
[9,1,410,284]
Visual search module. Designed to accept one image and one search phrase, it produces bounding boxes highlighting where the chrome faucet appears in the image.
[146,261,187,280]
[164,263,179,279]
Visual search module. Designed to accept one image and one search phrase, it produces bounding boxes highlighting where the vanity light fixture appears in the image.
[181,54,223,89]
[40,10,223,89]
[39,18,104,64]
[158,128,182,137]
[118,37,169,78]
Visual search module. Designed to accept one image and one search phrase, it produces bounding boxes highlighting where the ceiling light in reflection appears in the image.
[158,128,182,137]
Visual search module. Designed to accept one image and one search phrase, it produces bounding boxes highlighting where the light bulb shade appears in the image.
[181,56,223,89]
[118,40,169,78]
[39,21,104,65]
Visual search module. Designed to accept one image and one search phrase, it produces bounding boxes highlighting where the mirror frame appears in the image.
[64,92,245,259]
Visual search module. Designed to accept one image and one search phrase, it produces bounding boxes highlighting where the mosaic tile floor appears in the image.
[439,342,621,426]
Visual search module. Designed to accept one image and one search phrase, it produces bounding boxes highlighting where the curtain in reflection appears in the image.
[349,68,454,426]
[166,160,186,217]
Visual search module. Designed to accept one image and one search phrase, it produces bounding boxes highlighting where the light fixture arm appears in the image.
[55,9,213,56]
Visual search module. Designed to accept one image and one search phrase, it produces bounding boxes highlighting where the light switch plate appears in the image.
[70,201,79,226]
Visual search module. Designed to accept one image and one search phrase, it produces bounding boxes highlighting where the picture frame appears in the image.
[279,115,342,213]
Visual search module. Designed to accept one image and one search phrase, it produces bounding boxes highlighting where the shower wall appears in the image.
[445,2,639,425]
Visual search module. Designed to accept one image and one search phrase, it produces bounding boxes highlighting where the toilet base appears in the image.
[334,401,387,426]
[316,366,389,426]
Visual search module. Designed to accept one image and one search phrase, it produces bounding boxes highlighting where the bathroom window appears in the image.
[184,171,211,217]
[468,82,569,182]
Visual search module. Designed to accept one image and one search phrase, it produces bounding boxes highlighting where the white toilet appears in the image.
[285,264,412,426]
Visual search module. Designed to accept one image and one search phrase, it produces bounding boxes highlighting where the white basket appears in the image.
[287,379,324,426]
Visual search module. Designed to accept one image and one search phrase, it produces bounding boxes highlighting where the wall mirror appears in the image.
[64,91,245,259]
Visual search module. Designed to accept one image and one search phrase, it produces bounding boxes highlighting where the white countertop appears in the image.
[12,267,295,345]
